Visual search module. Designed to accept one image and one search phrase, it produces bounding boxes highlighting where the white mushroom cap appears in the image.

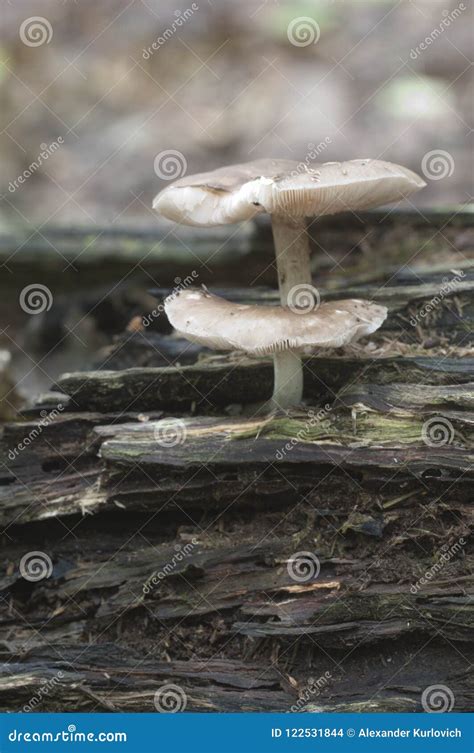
[165,288,387,356]
[153,158,426,226]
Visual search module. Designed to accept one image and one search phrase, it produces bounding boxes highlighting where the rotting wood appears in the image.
[54,357,474,412]
[1,211,472,714]
[0,643,472,712]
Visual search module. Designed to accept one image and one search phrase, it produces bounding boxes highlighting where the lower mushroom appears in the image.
[165,289,387,411]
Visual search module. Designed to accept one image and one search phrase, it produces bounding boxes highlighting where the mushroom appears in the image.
[154,158,425,298]
[165,289,387,408]
[154,157,425,408]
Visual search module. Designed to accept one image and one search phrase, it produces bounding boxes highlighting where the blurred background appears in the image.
[1,0,472,226]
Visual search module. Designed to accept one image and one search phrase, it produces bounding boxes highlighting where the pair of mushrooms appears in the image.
[153,158,425,409]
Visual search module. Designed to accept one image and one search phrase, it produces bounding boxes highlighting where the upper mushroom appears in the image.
[154,157,425,409]
[153,158,425,227]
[154,157,425,304]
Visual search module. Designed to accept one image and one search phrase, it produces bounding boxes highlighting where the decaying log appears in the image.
[0,643,472,713]
[0,211,472,713]
[54,356,474,412]
[2,364,473,526]
[2,210,472,288]
[0,351,18,421]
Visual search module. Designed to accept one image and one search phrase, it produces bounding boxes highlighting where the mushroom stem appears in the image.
[271,350,303,409]
[271,218,312,304]
[270,218,312,409]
